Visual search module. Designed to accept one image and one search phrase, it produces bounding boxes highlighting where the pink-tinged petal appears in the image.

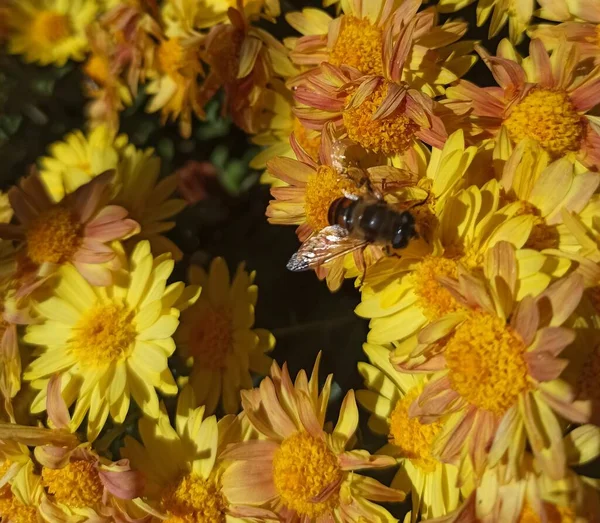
[488,404,521,467]
[46,374,70,430]
[476,44,526,93]
[221,460,277,505]
[85,217,140,242]
[458,272,496,314]
[296,223,313,242]
[411,388,462,422]
[87,205,128,226]
[15,274,53,299]
[433,407,477,463]
[297,391,323,439]
[418,313,465,344]
[389,18,417,82]
[528,327,575,356]
[510,296,539,346]
[346,76,381,111]
[0,223,25,240]
[259,377,297,439]
[540,388,591,424]
[570,75,600,112]
[529,39,553,88]
[34,445,73,469]
[319,122,339,168]
[227,505,279,520]
[220,440,279,461]
[99,465,144,499]
[551,41,580,91]
[350,475,405,502]
[405,92,431,129]
[338,450,396,471]
[7,188,38,227]
[446,81,505,118]
[70,170,114,223]
[470,410,496,475]
[266,156,313,186]
[289,132,318,168]
[73,262,112,287]
[372,83,406,121]
[294,87,345,112]
[537,273,584,327]
[19,172,54,212]
[311,475,342,503]
[525,352,568,382]
[73,247,116,264]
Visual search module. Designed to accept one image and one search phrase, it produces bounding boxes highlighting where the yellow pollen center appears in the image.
[445,311,529,416]
[504,88,584,158]
[69,303,136,367]
[84,54,111,85]
[273,431,342,518]
[31,11,71,44]
[329,16,384,76]
[42,460,104,509]
[389,387,443,472]
[26,206,83,265]
[518,501,576,523]
[412,256,461,321]
[160,473,226,523]
[343,83,418,155]
[304,165,356,231]
[293,118,321,160]
[158,38,198,79]
[189,305,233,370]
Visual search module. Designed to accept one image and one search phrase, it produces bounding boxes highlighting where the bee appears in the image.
[286,169,419,272]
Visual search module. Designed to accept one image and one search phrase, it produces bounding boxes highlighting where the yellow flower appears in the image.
[39,126,188,260]
[0,456,45,522]
[22,240,200,441]
[395,242,591,483]
[175,257,274,415]
[6,0,98,66]
[220,355,404,522]
[121,389,278,521]
[356,343,460,521]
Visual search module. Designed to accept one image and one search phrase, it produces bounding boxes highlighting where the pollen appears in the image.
[31,11,71,45]
[389,386,443,472]
[293,117,321,160]
[42,460,104,509]
[304,165,356,231]
[578,342,600,403]
[343,82,419,155]
[412,256,461,321]
[518,501,575,523]
[504,88,584,158]
[445,311,529,416]
[273,431,342,518]
[160,473,226,523]
[158,38,199,79]
[69,303,136,367]
[329,16,384,76]
[26,206,83,265]
[189,305,233,370]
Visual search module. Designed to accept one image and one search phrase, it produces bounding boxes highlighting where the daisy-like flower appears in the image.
[175,257,275,415]
[0,170,139,287]
[39,126,189,260]
[220,356,405,522]
[266,124,389,291]
[357,342,460,521]
[446,39,600,170]
[22,240,200,441]
[121,388,278,522]
[197,3,296,134]
[433,425,600,522]
[396,242,591,482]
[286,0,473,92]
[249,82,322,187]
[437,0,534,44]
[0,451,45,522]
[498,137,600,252]
[6,0,98,66]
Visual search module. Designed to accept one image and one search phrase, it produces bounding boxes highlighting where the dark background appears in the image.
[0,1,529,518]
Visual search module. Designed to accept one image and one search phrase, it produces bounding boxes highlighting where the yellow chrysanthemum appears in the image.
[22,240,200,441]
[121,389,276,521]
[39,126,188,260]
[356,343,460,521]
[6,0,98,66]
[175,257,275,415]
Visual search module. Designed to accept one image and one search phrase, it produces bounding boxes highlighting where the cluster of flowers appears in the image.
[0,0,600,521]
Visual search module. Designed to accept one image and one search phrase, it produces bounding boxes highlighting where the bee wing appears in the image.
[286,225,367,272]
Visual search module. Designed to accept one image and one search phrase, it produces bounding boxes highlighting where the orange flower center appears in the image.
[189,305,233,370]
[329,16,384,76]
[42,460,104,509]
[273,431,342,518]
[31,11,71,45]
[343,82,418,155]
[69,303,136,367]
[84,54,111,85]
[293,117,321,160]
[26,206,83,265]
[389,386,443,472]
[412,256,461,321]
[158,38,199,79]
[518,501,576,523]
[160,473,226,523]
[445,311,529,416]
[304,165,356,231]
[504,88,584,158]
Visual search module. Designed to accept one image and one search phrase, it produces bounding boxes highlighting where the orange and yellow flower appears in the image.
[220,356,405,521]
